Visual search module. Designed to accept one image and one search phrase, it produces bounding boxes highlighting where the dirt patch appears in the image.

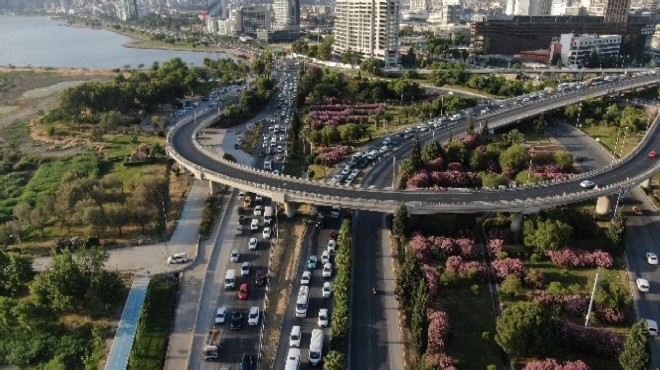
[261,206,310,368]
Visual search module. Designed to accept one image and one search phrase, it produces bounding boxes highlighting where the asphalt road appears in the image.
[168,74,660,212]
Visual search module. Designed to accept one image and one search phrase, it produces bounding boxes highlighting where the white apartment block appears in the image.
[560,33,622,66]
[273,0,300,30]
[505,0,552,15]
[334,0,400,68]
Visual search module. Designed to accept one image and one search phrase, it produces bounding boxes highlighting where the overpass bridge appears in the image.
[166,74,660,216]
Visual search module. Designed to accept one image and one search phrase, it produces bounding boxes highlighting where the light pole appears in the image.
[392,156,396,189]
[585,269,600,327]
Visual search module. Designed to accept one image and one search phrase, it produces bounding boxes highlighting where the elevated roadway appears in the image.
[167,74,660,214]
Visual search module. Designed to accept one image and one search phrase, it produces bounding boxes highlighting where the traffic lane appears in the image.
[351,211,392,370]
[273,224,317,370]
[203,198,272,369]
[546,121,614,172]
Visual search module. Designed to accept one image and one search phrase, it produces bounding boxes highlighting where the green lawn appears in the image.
[581,125,645,158]
[439,279,502,370]
[127,276,178,370]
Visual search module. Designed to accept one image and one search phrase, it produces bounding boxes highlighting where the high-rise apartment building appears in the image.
[440,0,463,24]
[273,0,300,30]
[506,0,552,15]
[334,0,400,67]
[604,0,631,22]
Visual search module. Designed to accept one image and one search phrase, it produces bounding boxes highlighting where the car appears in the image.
[321,250,331,264]
[241,262,250,276]
[241,353,254,370]
[262,227,272,239]
[255,195,263,202]
[649,150,657,158]
[644,319,658,336]
[253,205,263,216]
[248,307,260,326]
[637,278,650,293]
[580,180,596,189]
[646,252,658,265]
[248,238,258,250]
[322,263,332,278]
[255,269,267,286]
[308,255,318,269]
[239,283,249,300]
[327,239,337,253]
[273,170,280,175]
[230,310,244,330]
[214,307,226,325]
[301,271,311,285]
[318,308,329,328]
[231,249,240,262]
[239,191,246,200]
[167,252,188,264]
[322,282,332,298]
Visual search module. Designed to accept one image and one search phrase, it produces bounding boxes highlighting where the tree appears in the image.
[495,302,555,357]
[481,172,509,188]
[0,250,34,297]
[392,203,409,241]
[499,144,530,172]
[606,212,626,253]
[410,280,429,357]
[422,140,445,163]
[619,320,651,370]
[411,135,423,171]
[324,350,347,370]
[553,150,574,171]
[523,218,572,253]
[500,275,523,297]
[395,250,423,320]
[502,129,525,146]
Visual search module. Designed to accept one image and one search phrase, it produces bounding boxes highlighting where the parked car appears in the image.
[263,227,272,239]
[239,283,249,300]
[318,308,329,328]
[248,238,258,250]
[214,307,226,325]
[241,262,251,276]
[255,269,267,286]
[230,310,244,330]
[647,252,658,265]
[637,278,651,293]
[167,252,188,264]
[248,307,260,326]
[231,249,240,263]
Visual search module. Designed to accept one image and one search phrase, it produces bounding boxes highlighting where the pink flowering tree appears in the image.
[422,264,440,299]
[491,258,526,282]
[427,310,451,354]
[523,358,590,370]
[410,233,433,263]
[547,247,613,268]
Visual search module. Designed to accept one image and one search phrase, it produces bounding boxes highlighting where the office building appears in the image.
[506,0,553,15]
[559,32,622,65]
[273,0,300,30]
[440,0,463,23]
[604,0,632,22]
[235,5,271,36]
[334,0,400,68]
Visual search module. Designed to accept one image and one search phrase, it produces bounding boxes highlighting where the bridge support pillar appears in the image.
[284,202,296,218]
[510,213,523,236]
[208,180,219,195]
[595,196,611,216]
[641,178,651,189]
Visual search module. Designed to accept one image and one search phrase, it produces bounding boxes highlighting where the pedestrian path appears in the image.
[104,276,151,370]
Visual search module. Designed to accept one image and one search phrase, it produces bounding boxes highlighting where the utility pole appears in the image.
[585,269,600,327]
[392,156,396,189]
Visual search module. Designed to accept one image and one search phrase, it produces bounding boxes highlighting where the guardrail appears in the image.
[166,74,660,213]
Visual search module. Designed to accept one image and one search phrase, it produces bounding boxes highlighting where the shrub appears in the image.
[422,264,440,299]
[557,321,623,357]
[524,268,545,289]
[547,247,613,268]
[491,258,526,282]
[427,310,451,354]
[523,358,590,370]
[500,275,523,297]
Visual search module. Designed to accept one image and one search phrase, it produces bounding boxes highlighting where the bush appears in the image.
[500,275,523,297]
[547,247,613,268]
[328,219,352,367]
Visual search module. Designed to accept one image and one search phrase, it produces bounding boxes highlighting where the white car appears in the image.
[248,238,258,250]
[580,180,596,189]
[322,263,332,278]
[321,250,331,264]
[637,278,651,292]
[255,195,263,202]
[230,249,240,262]
[239,191,246,200]
[646,252,658,265]
[253,205,263,216]
[241,262,251,276]
[322,282,332,298]
[327,239,337,254]
[318,308,329,328]
[263,227,272,239]
[215,307,226,325]
[167,252,188,264]
[248,306,260,326]
[301,271,311,285]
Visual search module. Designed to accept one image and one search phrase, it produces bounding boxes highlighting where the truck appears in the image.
[264,206,274,225]
[203,329,221,361]
[308,329,324,366]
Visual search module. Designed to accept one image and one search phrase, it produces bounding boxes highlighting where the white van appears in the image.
[285,348,301,370]
[289,325,301,347]
[309,329,324,366]
[224,269,236,289]
[250,218,259,231]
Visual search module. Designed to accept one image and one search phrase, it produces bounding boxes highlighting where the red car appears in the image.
[239,283,249,300]
[649,150,657,159]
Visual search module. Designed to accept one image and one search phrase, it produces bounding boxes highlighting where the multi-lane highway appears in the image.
[168,73,660,214]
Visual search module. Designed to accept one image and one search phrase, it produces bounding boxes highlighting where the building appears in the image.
[470,15,649,56]
[333,0,400,68]
[506,0,553,15]
[235,5,272,36]
[273,0,300,30]
[559,32,622,65]
[439,0,463,23]
[604,0,632,22]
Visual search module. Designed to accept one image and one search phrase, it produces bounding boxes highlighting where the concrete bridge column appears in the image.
[208,180,219,195]
[640,178,651,189]
[284,201,296,218]
[510,212,523,235]
[596,196,611,216]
